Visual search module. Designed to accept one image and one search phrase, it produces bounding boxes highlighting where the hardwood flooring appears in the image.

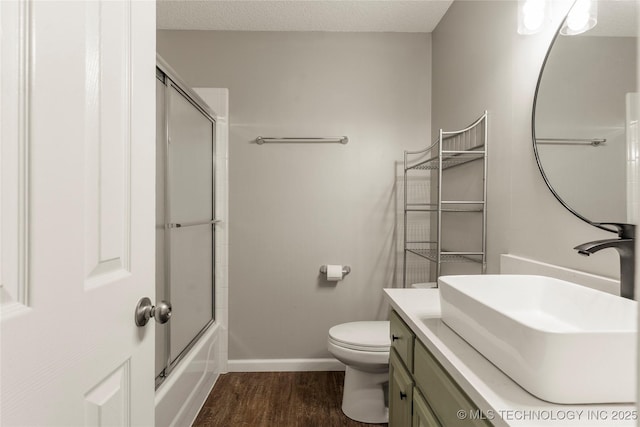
[193,371,388,427]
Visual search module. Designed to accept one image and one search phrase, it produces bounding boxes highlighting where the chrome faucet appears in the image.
[574,223,635,300]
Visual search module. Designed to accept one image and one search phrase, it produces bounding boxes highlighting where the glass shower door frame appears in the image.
[156,61,217,388]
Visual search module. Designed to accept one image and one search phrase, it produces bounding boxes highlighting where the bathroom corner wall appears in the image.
[157,31,431,362]
[431,0,619,279]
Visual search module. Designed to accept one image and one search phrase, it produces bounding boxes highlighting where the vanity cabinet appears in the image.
[390,310,414,370]
[413,389,441,427]
[390,350,414,427]
[389,310,493,427]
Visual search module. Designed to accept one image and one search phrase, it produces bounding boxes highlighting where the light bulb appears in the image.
[566,11,589,32]
[524,5,545,31]
[561,0,598,35]
[518,0,548,34]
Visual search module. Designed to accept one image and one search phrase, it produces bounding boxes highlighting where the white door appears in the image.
[1,1,156,425]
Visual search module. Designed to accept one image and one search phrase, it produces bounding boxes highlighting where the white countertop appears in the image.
[384,288,637,427]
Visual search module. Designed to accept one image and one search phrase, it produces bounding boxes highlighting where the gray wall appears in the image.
[432,0,619,278]
[157,31,431,359]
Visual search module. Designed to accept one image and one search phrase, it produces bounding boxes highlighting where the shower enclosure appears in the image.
[155,58,216,387]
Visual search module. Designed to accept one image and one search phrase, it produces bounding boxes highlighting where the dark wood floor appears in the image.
[193,371,388,427]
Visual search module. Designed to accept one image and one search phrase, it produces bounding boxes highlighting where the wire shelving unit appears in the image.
[402,111,488,287]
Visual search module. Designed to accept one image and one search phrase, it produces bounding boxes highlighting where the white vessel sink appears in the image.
[439,274,637,404]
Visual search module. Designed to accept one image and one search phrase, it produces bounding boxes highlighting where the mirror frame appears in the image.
[531,11,617,235]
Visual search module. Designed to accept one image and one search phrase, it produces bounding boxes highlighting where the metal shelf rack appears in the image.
[402,111,488,287]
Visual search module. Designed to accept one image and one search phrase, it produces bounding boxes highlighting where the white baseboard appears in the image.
[228,358,345,372]
[500,254,619,295]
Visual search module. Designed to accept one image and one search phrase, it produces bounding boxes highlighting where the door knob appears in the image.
[135,297,172,326]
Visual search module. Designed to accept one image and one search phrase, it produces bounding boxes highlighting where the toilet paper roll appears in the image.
[326,265,344,281]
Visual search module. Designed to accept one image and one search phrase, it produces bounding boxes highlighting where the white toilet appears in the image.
[327,320,391,424]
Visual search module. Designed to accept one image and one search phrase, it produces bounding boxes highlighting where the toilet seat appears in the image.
[328,321,390,352]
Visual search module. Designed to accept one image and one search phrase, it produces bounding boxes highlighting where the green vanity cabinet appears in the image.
[414,340,492,427]
[389,310,493,427]
[413,389,441,427]
[390,349,414,427]
[390,310,414,370]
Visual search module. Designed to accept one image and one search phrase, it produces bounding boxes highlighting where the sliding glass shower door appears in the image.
[156,65,216,386]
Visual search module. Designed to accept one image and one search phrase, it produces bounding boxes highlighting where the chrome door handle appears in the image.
[135,297,172,326]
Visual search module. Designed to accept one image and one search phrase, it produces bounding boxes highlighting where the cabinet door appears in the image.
[413,389,441,427]
[390,349,414,427]
[390,311,415,370]
[414,341,492,427]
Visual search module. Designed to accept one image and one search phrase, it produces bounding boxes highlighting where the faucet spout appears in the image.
[574,224,635,300]
[575,238,634,257]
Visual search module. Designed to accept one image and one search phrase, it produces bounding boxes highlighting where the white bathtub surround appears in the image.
[154,88,229,427]
[155,323,222,427]
[385,288,636,427]
[626,93,639,224]
[197,88,230,376]
[500,254,619,295]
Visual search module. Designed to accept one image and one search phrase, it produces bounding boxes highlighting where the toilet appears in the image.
[327,321,391,424]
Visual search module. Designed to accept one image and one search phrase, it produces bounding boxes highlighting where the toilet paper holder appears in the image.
[319,265,351,276]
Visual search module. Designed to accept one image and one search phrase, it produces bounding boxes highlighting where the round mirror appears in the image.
[533,0,638,231]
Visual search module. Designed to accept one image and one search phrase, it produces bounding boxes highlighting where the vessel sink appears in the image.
[438,274,637,404]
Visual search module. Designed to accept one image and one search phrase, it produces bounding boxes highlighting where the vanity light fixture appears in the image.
[560,0,598,35]
[517,0,550,35]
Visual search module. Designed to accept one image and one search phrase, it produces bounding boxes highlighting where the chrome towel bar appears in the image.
[256,136,348,145]
[168,219,221,229]
[536,138,606,146]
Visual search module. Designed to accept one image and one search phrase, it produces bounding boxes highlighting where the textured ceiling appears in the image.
[157,0,454,32]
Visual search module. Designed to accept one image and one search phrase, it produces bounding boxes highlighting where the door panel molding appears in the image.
[84,0,133,287]
[1,0,32,310]
[84,359,132,427]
